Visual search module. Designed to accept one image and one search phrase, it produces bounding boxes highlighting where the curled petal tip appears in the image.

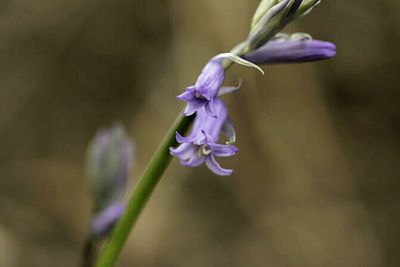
[213,53,264,75]
[205,156,234,176]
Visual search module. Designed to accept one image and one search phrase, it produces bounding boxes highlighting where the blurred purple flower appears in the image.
[90,202,125,238]
[177,59,224,118]
[244,38,336,64]
[170,98,238,176]
[86,123,134,239]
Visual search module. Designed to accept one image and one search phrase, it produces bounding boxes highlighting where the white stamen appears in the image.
[201,145,212,156]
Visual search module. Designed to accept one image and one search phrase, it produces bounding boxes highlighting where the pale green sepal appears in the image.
[222,119,237,145]
[295,0,320,18]
[251,0,279,29]
[218,79,243,96]
[214,53,264,75]
[290,32,313,40]
[247,0,297,50]
[273,32,313,41]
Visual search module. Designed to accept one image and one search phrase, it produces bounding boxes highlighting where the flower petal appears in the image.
[200,130,215,144]
[204,100,217,118]
[170,143,196,160]
[176,131,196,144]
[181,155,205,167]
[210,143,239,157]
[177,86,196,101]
[205,156,233,176]
[184,100,205,116]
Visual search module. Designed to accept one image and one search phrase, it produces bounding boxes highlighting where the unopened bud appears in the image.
[247,0,303,50]
[250,0,279,29]
[294,0,321,18]
[86,123,133,211]
[244,33,336,64]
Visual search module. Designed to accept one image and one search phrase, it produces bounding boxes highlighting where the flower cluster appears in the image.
[170,0,336,176]
[171,53,263,176]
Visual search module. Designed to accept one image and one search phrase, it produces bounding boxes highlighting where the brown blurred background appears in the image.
[0,0,399,266]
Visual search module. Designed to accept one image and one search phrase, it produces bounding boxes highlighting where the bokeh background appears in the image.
[0,0,399,266]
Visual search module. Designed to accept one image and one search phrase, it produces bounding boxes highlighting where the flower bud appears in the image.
[86,123,133,211]
[247,0,303,50]
[294,0,320,18]
[244,33,336,64]
[251,0,279,29]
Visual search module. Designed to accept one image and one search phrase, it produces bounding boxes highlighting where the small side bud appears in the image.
[250,0,279,29]
[247,0,303,50]
[87,123,133,211]
[294,0,321,18]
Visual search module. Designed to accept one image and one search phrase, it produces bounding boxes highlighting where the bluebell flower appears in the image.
[170,98,238,176]
[177,59,224,117]
[177,53,263,118]
[86,123,133,238]
[244,35,336,64]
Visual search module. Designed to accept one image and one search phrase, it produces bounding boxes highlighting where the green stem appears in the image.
[82,237,96,267]
[96,113,193,267]
[96,43,249,267]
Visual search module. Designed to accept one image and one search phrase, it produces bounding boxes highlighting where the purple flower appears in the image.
[90,202,125,238]
[244,38,336,64]
[177,54,263,118]
[170,98,238,176]
[177,59,224,117]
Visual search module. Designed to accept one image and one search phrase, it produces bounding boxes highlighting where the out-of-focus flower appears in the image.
[251,0,281,29]
[87,124,133,211]
[244,34,336,64]
[86,123,133,238]
[90,202,125,238]
[170,98,238,176]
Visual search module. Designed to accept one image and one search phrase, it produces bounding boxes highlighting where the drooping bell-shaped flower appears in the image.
[177,59,224,117]
[170,98,238,176]
[177,53,263,118]
[244,33,336,64]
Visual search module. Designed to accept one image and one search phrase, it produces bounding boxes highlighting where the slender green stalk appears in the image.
[95,44,247,267]
[95,113,193,267]
[82,237,96,267]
